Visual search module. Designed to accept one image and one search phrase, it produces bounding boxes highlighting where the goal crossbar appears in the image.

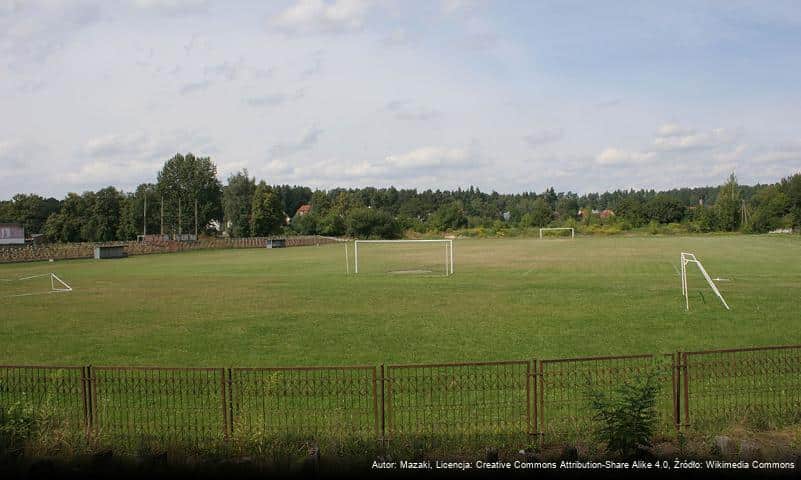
[680,252,729,311]
[539,227,575,239]
[353,239,454,275]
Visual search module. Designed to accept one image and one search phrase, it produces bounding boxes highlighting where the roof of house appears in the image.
[296,204,311,215]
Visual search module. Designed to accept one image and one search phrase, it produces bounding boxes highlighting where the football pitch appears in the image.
[1,235,800,367]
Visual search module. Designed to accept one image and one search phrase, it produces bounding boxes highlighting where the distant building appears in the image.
[600,209,615,219]
[296,204,312,216]
[0,223,24,245]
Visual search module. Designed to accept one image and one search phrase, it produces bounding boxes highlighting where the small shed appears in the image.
[94,244,127,259]
[266,238,286,249]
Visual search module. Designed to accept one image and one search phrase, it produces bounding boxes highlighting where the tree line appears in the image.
[1,153,800,242]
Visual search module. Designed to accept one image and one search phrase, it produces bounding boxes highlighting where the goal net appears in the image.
[0,272,73,298]
[539,227,574,239]
[353,240,454,275]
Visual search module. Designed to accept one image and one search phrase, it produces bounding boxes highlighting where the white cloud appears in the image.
[596,147,655,166]
[383,146,472,169]
[82,130,215,162]
[270,0,372,35]
[653,124,737,152]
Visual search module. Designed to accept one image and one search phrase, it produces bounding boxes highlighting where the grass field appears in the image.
[1,235,800,367]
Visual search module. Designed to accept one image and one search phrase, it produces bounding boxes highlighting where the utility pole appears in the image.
[143,195,147,236]
[160,196,164,236]
[194,198,198,238]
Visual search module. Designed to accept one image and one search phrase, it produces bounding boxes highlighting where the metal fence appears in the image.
[384,360,531,439]
[229,366,379,440]
[681,345,801,431]
[90,367,227,446]
[1,344,800,447]
[0,365,87,431]
[538,354,676,441]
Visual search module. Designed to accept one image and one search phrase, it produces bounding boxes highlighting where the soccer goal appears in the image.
[539,227,575,239]
[680,252,729,311]
[353,240,454,275]
[0,272,73,298]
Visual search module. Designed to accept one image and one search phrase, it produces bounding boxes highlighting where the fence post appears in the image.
[371,366,380,441]
[537,360,544,443]
[682,352,690,429]
[528,360,535,437]
[82,365,93,440]
[220,368,229,440]
[672,352,680,432]
[379,364,386,444]
[227,368,234,440]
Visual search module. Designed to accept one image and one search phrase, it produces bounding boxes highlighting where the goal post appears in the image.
[353,239,454,275]
[539,227,574,239]
[680,252,729,311]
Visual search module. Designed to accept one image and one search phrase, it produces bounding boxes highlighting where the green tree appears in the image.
[781,173,801,228]
[84,187,124,242]
[116,183,160,240]
[555,195,579,220]
[747,185,791,233]
[43,193,91,242]
[346,207,401,239]
[529,197,553,227]
[290,211,320,235]
[644,195,684,224]
[222,170,256,237]
[250,182,284,235]
[156,153,223,235]
[715,173,741,231]
[0,194,60,234]
[615,196,646,227]
[429,202,468,231]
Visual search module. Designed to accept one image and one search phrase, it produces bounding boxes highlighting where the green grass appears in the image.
[1,235,800,366]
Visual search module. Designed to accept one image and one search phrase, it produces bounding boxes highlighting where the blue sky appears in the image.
[2,0,800,199]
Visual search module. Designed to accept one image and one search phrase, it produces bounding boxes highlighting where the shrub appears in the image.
[0,402,36,454]
[588,370,660,457]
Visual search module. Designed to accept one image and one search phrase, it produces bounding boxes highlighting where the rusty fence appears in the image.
[384,360,532,440]
[1,345,800,447]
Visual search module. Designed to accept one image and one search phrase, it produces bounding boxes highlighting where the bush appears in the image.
[588,370,660,457]
[0,402,36,455]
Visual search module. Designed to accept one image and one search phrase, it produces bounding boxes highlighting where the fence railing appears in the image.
[1,344,800,447]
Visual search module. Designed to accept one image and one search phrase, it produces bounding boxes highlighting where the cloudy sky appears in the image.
[2,0,801,199]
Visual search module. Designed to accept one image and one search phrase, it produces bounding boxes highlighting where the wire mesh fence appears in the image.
[384,361,531,440]
[229,366,379,440]
[1,344,801,447]
[90,367,226,447]
[682,345,801,431]
[537,354,676,442]
[0,365,87,431]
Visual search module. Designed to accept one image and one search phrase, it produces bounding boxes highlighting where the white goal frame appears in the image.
[539,227,575,239]
[680,252,729,311]
[353,239,454,275]
[1,272,73,298]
